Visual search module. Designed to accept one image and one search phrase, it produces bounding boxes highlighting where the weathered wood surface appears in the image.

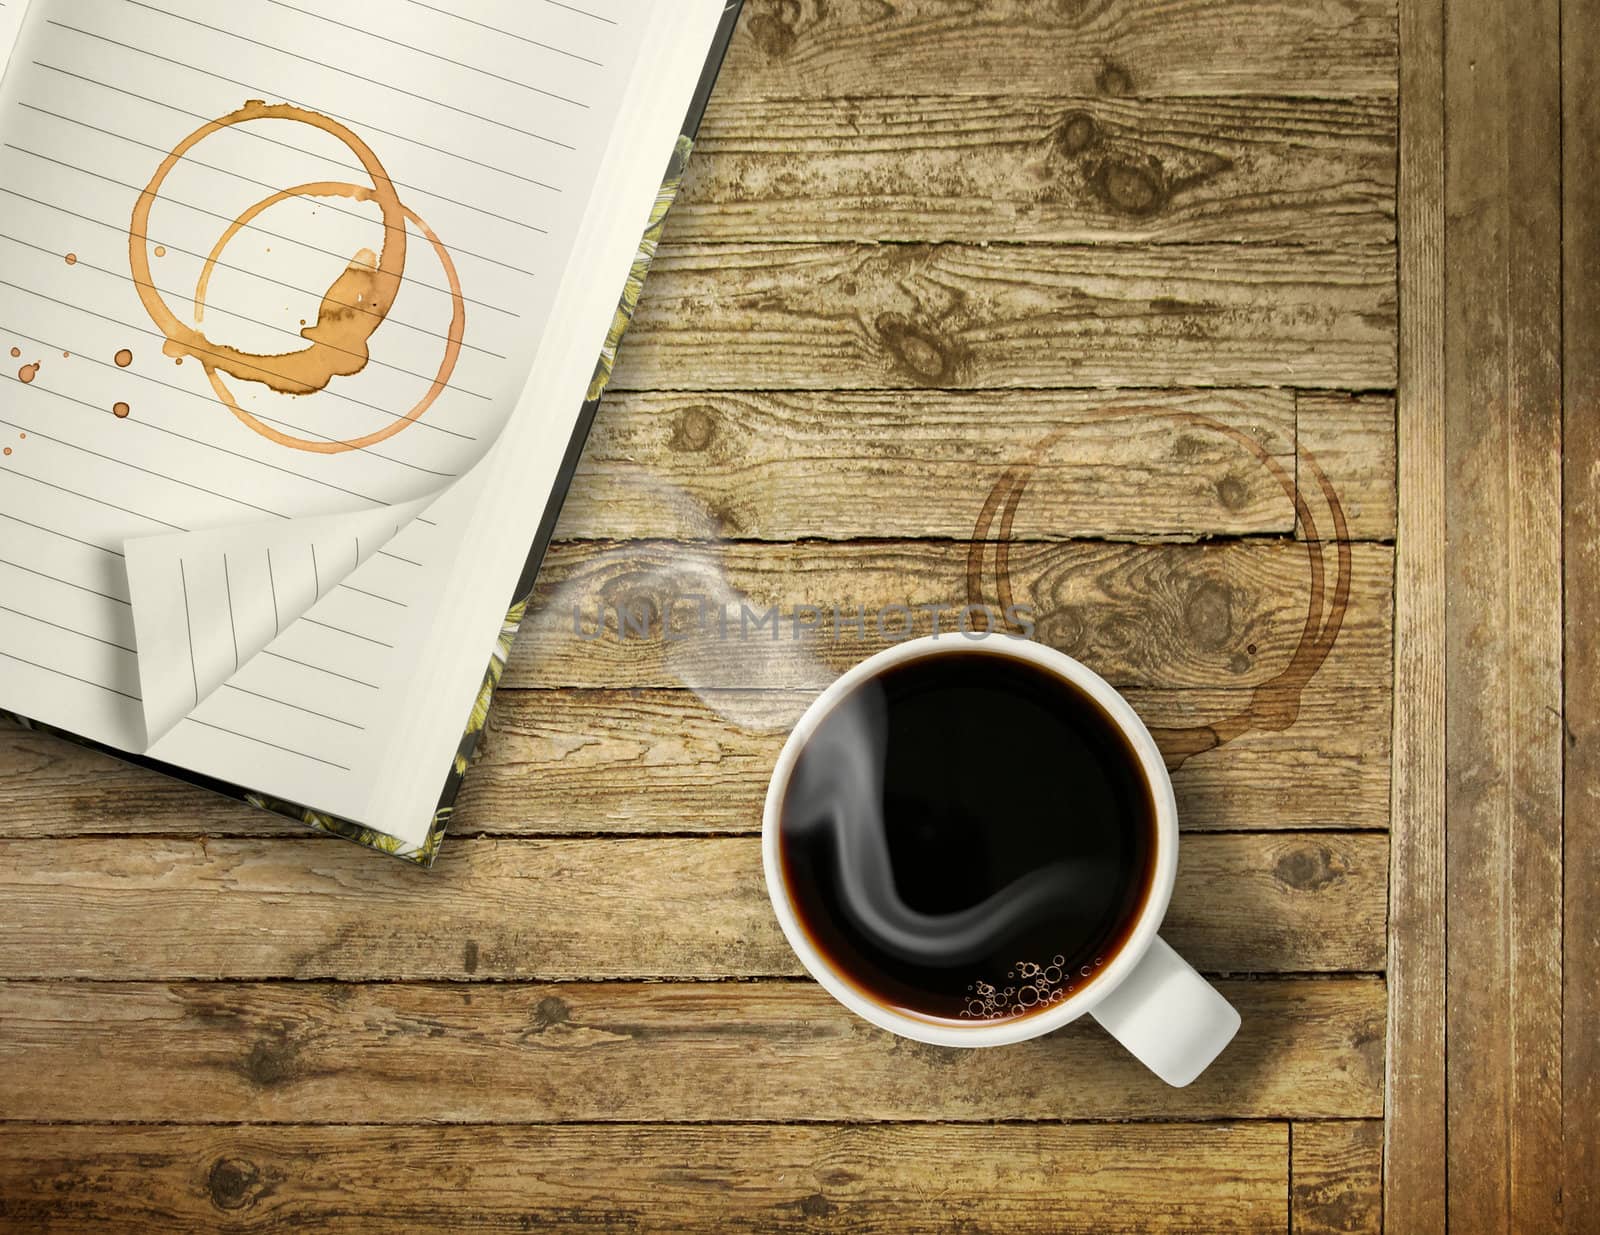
[557,389,1301,542]
[1563,0,1600,1220]
[716,0,1398,99]
[1295,394,1398,542]
[1383,0,1448,1228]
[678,95,1396,245]
[611,243,1397,392]
[0,0,1417,1229]
[0,1123,1290,1235]
[0,978,1385,1122]
[0,833,1386,979]
[2,674,1392,836]
[510,540,1393,692]
[1442,0,1566,1227]
[1292,1121,1384,1235]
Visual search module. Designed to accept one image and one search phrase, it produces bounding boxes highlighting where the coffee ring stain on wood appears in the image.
[968,411,1352,770]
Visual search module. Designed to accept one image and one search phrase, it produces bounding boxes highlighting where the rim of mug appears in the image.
[761,632,1180,1048]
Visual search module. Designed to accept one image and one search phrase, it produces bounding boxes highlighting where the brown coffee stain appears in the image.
[153,245,166,257]
[114,348,133,368]
[7,347,17,358]
[968,412,1351,770]
[128,99,465,454]
[2,448,9,457]
[17,362,38,383]
[112,402,131,419]
[64,253,77,266]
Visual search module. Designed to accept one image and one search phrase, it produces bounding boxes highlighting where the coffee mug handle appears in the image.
[1089,935,1240,1087]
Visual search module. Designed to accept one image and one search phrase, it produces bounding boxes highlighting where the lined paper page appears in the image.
[0,0,699,832]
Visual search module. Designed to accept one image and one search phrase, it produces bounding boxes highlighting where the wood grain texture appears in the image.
[556,389,1300,542]
[0,1123,1290,1235]
[0,833,1386,980]
[716,0,1398,99]
[0,978,1385,1122]
[1296,394,1398,541]
[1563,0,1599,1220]
[511,539,1393,692]
[610,243,1397,392]
[1,672,1392,836]
[1384,0,1448,1228]
[678,95,1396,245]
[1443,0,1565,1225]
[1291,1121,1383,1235]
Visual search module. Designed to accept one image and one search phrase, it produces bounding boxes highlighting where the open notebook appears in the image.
[0,0,743,862]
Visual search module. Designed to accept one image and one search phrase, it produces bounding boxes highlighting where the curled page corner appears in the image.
[124,496,432,747]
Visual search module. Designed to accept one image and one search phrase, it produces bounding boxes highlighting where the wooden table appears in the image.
[0,1,1590,1231]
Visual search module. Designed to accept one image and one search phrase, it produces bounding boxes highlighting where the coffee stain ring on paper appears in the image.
[128,100,466,454]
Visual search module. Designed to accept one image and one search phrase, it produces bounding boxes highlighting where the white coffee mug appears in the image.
[761,633,1240,1087]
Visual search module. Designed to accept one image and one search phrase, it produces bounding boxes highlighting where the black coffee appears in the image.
[778,650,1158,1025]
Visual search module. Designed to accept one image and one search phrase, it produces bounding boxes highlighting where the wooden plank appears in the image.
[461,683,1389,837]
[1383,0,1448,1226]
[1295,394,1398,541]
[0,1123,1290,1235]
[611,243,1397,392]
[1442,0,1565,1223]
[1,670,1391,837]
[717,0,1397,99]
[556,389,1299,542]
[509,539,1393,692]
[1291,1121,1383,1235]
[677,95,1396,245]
[0,977,1385,1122]
[1564,0,1600,1220]
[0,833,1386,980]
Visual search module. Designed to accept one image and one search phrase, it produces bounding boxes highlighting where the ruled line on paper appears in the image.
[0,413,293,520]
[2,468,187,531]
[34,59,564,195]
[6,141,522,316]
[19,100,550,252]
[0,330,405,503]
[0,274,483,446]
[179,558,199,707]
[301,615,394,648]
[184,716,352,770]
[260,648,380,690]
[224,554,240,671]
[0,307,466,475]
[116,3,582,151]
[267,549,281,635]
[222,682,364,730]
[0,224,500,391]
[264,0,593,108]
[0,509,125,556]
[0,604,138,654]
[0,648,142,702]
[541,0,617,25]
[3,165,512,359]
[400,0,606,67]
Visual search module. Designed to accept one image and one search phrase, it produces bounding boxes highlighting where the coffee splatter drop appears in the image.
[153,245,166,257]
[2,447,9,457]
[64,252,77,265]
[18,362,39,383]
[113,402,131,419]
[62,351,70,359]
[8,347,18,358]
[114,348,133,367]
